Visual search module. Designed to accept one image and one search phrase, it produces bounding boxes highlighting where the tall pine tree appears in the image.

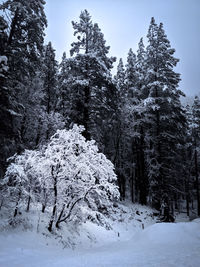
[61,10,116,147]
[0,0,47,177]
[144,18,186,208]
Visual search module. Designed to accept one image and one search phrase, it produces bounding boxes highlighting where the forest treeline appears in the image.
[0,0,200,217]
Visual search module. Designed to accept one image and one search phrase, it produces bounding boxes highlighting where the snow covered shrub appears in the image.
[1,150,40,217]
[1,125,119,232]
[36,125,119,231]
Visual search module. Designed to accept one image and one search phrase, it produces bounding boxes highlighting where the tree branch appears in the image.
[57,187,94,223]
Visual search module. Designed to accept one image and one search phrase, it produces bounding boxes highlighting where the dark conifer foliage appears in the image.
[62,10,116,144]
[0,0,47,176]
[0,16,12,177]
[144,18,186,208]
[190,96,200,215]
[43,42,58,114]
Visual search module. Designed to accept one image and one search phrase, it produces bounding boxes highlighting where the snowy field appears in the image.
[0,217,200,267]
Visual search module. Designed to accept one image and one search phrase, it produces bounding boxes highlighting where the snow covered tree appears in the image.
[43,42,58,115]
[38,125,119,231]
[114,58,126,95]
[0,0,47,176]
[43,42,60,139]
[18,72,64,149]
[2,125,119,231]
[135,38,147,98]
[0,16,15,178]
[125,48,138,99]
[0,7,195,217]
[19,74,46,147]
[144,18,186,208]
[118,43,148,204]
[0,0,47,70]
[131,38,149,205]
[64,10,116,145]
[190,96,200,215]
[1,150,40,216]
[58,52,70,119]
[112,58,128,199]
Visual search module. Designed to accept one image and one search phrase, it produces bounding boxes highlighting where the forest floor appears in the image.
[0,204,200,267]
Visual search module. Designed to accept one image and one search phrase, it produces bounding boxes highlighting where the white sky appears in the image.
[45,0,200,96]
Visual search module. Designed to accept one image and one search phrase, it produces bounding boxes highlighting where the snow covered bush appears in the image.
[1,150,40,217]
[1,125,119,232]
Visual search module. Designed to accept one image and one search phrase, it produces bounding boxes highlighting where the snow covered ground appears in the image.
[0,213,200,267]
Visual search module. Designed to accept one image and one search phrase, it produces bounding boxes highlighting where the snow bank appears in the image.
[135,220,200,245]
[0,202,156,248]
[1,203,199,267]
[0,219,200,267]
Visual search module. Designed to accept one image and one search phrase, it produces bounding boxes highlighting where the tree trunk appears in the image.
[139,127,147,205]
[82,26,91,140]
[14,190,21,217]
[48,166,58,232]
[7,8,19,47]
[56,204,65,228]
[46,84,51,140]
[171,200,174,215]
[186,195,190,217]
[0,198,4,210]
[41,186,47,213]
[42,204,46,213]
[26,195,31,212]
[56,197,83,225]
[35,117,42,146]
[20,113,27,144]
[83,84,90,140]
[185,177,190,217]
[194,141,200,216]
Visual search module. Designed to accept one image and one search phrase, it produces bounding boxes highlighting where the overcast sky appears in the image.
[45,0,200,96]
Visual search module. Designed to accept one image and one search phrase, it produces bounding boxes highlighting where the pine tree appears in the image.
[134,38,149,204]
[0,16,13,177]
[191,96,200,216]
[1,0,47,77]
[112,58,128,199]
[114,58,126,96]
[43,42,60,139]
[19,73,46,147]
[43,42,58,114]
[0,0,47,176]
[62,10,116,146]
[125,48,138,99]
[58,52,68,118]
[144,18,186,208]
[135,38,147,98]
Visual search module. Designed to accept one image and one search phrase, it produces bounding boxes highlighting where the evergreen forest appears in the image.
[0,1,200,229]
